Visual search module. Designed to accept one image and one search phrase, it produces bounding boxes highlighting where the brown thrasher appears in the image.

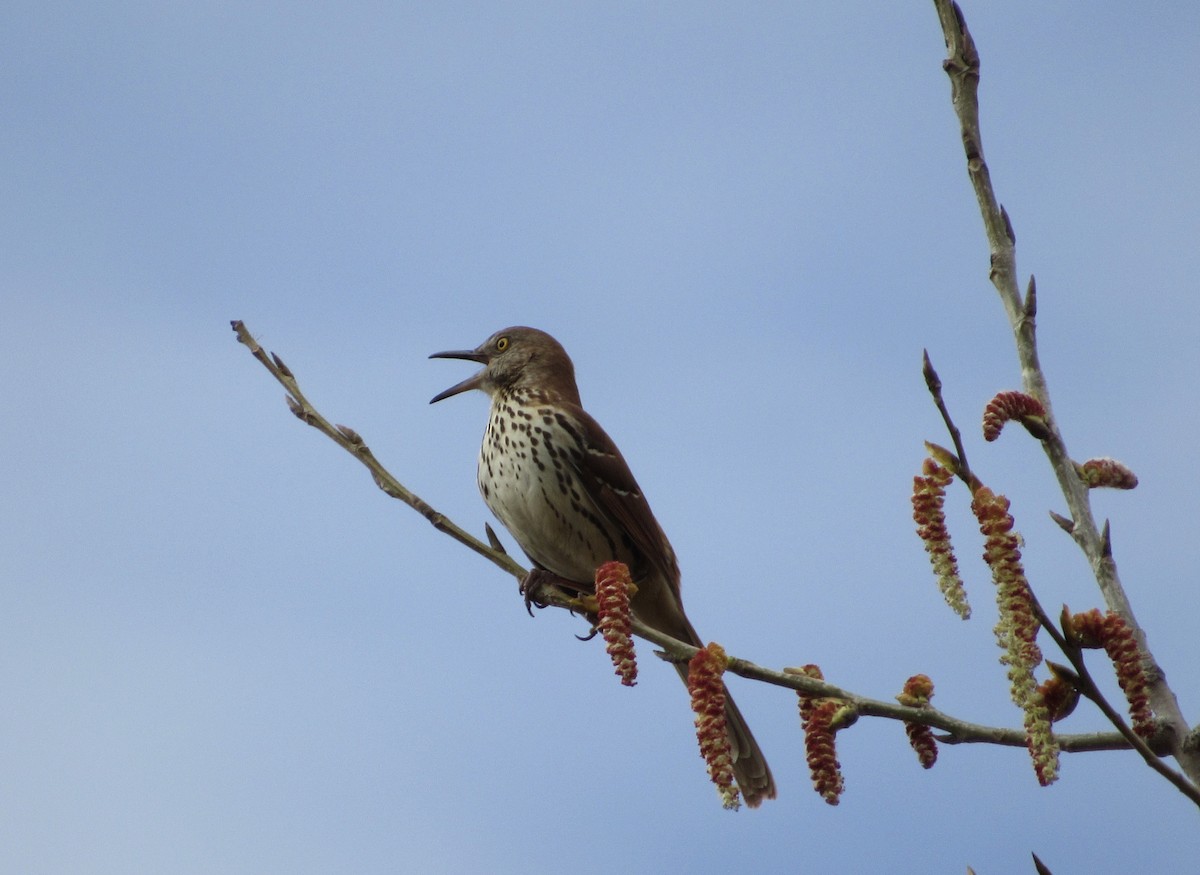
[431,326,775,806]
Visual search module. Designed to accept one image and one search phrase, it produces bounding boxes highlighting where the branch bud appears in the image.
[912,458,970,619]
[594,562,638,687]
[897,675,938,769]
[1076,457,1138,490]
[787,664,846,804]
[982,391,1049,442]
[687,643,739,809]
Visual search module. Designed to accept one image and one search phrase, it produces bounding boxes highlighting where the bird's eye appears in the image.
[495,336,510,352]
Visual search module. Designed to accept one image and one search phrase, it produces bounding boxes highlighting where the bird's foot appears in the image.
[519,568,577,616]
[519,569,602,633]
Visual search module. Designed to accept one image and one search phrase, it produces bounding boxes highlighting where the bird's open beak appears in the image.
[429,348,489,403]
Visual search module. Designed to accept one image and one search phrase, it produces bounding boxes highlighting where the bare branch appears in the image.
[922,352,971,479]
[230,320,527,583]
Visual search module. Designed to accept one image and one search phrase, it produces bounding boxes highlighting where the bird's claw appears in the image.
[520,568,558,616]
[520,569,600,634]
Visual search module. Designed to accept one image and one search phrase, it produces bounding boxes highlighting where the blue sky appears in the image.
[3,2,1199,872]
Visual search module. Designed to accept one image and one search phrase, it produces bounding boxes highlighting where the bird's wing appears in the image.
[559,403,683,603]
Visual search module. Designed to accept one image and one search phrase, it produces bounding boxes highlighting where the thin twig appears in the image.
[922,350,979,490]
[231,320,527,582]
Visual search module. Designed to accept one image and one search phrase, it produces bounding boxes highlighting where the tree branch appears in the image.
[635,618,1135,754]
[920,358,1200,804]
[230,320,529,584]
[931,0,1199,783]
[231,318,1152,775]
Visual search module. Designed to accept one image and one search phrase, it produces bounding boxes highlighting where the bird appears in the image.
[430,326,776,807]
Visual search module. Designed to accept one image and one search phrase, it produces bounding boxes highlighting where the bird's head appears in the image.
[430,326,580,404]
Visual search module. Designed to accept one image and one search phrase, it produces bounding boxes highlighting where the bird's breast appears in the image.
[477,399,625,583]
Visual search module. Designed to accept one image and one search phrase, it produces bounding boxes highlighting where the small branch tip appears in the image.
[1048,510,1075,535]
[1000,205,1015,244]
[922,350,941,393]
[335,424,363,445]
[270,352,293,378]
[484,522,507,554]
